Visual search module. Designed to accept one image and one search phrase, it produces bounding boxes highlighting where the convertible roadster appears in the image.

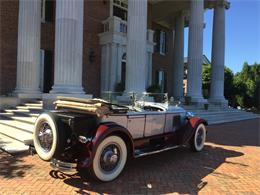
[33,94,207,182]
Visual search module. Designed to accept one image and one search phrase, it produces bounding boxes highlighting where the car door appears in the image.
[127,114,145,139]
[144,113,166,137]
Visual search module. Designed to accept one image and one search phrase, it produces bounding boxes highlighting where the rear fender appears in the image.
[79,122,134,168]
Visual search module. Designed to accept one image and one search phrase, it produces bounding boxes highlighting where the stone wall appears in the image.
[82,0,110,97]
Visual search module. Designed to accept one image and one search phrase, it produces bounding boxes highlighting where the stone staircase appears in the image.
[0,100,43,153]
[182,104,260,125]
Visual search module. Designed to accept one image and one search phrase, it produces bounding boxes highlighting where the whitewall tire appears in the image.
[92,135,127,182]
[190,123,206,152]
[33,113,66,161]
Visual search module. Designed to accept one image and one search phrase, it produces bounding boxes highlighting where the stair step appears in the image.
[11,116,36,124]
[194,110,242,116]
[203,113,257,119]
[24,103,43,107]
[0,113,36,125]
[0,133,29,154]
[208,115,260,125]
[4,109,40,117]
[0,117,34,133]
[16,105,43,111]
[0,124,32,143]
[199,112,256,118]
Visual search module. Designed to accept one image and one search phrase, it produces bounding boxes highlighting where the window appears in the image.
[41,0,54,22]
[41,0,46,22]
[156,70,167,93]
[112,0,128,20]
[154,30,167,55]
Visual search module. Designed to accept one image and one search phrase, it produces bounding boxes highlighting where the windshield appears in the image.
[101,91,175,106]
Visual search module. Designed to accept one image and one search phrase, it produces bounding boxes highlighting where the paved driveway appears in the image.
[0,119,260,195]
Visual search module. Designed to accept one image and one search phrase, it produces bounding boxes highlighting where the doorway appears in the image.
[40,49,53,93]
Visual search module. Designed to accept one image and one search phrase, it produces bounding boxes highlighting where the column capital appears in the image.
[210,0,230,10]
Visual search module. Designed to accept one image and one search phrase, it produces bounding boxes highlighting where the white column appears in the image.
[172,14,184,100]
[146,29,154,88]
[14,0,41,96]
[117,44,123,83]
[125,0,147,94]
[187,0,206,103]
[50,0,84,94]
[209,2,228,104]
[100,44,108,92]
[109,43,118,91]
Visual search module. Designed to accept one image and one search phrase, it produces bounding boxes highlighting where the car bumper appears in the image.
[50,158,77,173]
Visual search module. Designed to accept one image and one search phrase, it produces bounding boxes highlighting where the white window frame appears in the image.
[41,0,46,23]
[158,70,165,93]
[113,0,128,11]
[111,0,128,20]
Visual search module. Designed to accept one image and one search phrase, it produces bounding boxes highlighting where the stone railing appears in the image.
[102,16,127,34]
[101,16,154,43]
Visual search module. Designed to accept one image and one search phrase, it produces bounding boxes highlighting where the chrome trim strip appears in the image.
[134,145,180,158]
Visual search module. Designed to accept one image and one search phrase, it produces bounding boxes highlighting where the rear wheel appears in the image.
[190,123,206,152]
[33,113,67,161]
[91,135,127,182]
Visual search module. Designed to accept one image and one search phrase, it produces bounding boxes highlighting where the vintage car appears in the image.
[32,93,207,182]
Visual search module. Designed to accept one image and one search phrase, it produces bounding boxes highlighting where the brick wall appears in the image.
[0,0,173,98]
[151,23,174,96]
[0,0,19,95]
[82,0,110,97]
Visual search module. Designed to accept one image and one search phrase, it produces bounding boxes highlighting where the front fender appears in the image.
[176,117,207,145]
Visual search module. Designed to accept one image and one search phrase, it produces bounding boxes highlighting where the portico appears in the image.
[11,0,230,108]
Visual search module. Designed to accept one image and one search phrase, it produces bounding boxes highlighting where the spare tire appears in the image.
[33,112,68,161]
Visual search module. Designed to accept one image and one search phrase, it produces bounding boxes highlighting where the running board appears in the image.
[134,145,180,158]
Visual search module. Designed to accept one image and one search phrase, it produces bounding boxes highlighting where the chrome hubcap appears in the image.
[38,123,53,152]
[100,144,120,173]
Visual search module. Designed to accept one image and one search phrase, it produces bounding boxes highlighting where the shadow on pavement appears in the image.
[56,145,243,194]
[0,151,33,179]
[207,119,260,147]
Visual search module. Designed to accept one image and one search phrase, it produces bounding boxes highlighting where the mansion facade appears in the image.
[0,0,230,107]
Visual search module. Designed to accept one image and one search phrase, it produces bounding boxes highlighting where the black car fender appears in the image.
[175,117,208,145]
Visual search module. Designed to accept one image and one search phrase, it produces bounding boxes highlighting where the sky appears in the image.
[184,0,260,73]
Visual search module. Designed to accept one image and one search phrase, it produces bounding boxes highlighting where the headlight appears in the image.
[186,111,195,119]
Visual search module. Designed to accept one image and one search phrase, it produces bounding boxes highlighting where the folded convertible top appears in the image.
[54,96,112,117]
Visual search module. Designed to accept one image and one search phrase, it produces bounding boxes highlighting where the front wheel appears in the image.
[91,135,127,182]
[190,123,207,152]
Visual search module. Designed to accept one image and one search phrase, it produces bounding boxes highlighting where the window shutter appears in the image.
[164,72,167,93]
[165,32,168,54]
[154,30,160,53]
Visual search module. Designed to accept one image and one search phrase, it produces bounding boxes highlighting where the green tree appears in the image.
[232,62,260,110]
[224,67,236,106]
[202,64,211,98]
